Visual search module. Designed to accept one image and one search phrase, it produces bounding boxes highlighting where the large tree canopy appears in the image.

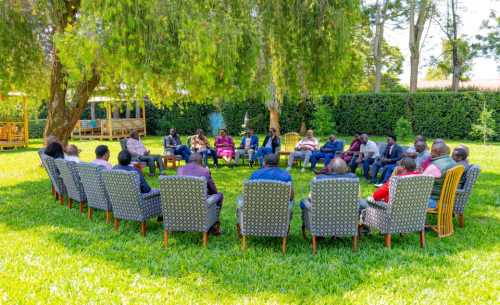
[1,0,361,144]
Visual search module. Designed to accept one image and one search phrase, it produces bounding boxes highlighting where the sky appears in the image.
[380,0,500,84]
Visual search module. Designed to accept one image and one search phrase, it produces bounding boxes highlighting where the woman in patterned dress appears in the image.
[215,129,235,167]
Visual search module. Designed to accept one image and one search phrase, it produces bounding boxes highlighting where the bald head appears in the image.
[433,138,445,144]
[66,145,79,156]
[361,134,368,144]
[455,145,469,156]
[432,143,449,157]
[189,152,202,164]
[46,136,60,146]
[328,158,347,174]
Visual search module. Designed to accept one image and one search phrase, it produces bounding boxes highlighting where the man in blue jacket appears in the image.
[309,134,341,171]
[233,129,259,167]
[112,150,152,194]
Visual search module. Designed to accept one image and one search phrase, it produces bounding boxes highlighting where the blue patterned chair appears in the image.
[76,163,113,223]
[453,164,481,228]
[38,147,55,196]
[40,153,68,206]
[55,159,87,213]
[162,137,185,165]
[159,176,220,247]
[301,178,360,253]
[101,170,162,236]
[236,179,294,254]
[363,174,435,249]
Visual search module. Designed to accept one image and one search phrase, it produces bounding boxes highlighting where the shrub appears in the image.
[394,118,412,141]
[29,119,46,139]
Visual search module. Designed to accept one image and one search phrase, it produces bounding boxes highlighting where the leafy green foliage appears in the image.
[310,103,337,139]
[427,39,476,81]
[394,118,412,141]
[475,10,500,72]
[28,119,47,139]
[470,109,497,144]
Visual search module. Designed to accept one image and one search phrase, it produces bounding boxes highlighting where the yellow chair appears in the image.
[426,165,465,238]
[280,132,299,165]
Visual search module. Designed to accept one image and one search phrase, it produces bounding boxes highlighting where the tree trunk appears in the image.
[409,0,431,94]
[373,0,386,94]
[409,52,420,93]
[125,104,131,118]
[270,108,280,136]
[113,105,120,119]
[298,61,307,133]
[451,0,459,93]
[135,101,141,118]
[90,102,96,120]
[451,64,460,92]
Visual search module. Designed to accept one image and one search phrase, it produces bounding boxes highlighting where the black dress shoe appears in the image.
[157,216,163,222]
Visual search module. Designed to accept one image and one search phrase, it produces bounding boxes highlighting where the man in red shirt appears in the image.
[372,157,421,202]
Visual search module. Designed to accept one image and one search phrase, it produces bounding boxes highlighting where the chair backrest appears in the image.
[400,145,410,153]
[101,170,144,220]
[435,165,465,237]
[159,175,215,232]
[40,154,67,195]
[81,121,89,128]
[310,178,360,236]
[336,139,346,152]
[89,120,97,128]
[162,136,169,151]
[119,138,128,151]
[386,174,435,233]
[186,136,194,148]
[241,179,292,237]
[77,162,112,211]
[453,164,481,215]
[284,133,299,152]
[55,159,87,202]
[376,142,387,156]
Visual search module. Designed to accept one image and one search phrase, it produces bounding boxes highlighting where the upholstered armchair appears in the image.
[101,170,162,236]
[159,175,220,247]
[236,179,293,254]
[301,177,360,253]
[453,164,481,228]
[40,153,68,206]
[76,163,113,223]
[55,159,87,213]
[161,137,184,163]
[363,174,435,248]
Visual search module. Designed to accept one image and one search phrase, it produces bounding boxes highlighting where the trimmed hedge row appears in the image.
[28,119,46,139]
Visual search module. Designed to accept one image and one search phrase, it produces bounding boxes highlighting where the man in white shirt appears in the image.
[91,145,113,169]
[65,145,84,163]
[350,134,379,180]
[286,130,319,173]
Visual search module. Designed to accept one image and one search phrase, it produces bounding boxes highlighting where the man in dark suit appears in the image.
[113,150,152,194]
[368,135,402,184]
[176,153,225,234]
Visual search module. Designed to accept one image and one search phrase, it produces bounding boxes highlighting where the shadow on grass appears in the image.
[1,174,500,301]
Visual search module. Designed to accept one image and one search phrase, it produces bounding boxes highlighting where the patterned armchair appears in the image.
[161,136,184,164]
[236,179,293,254]
[363,175,435,249]
[301,178,360,253]
[40,153,68,206]
[55,159,87,213]
[453,164,481,228]
[101,170,162,236]
[159,176,220,248]
[76,163,113,223]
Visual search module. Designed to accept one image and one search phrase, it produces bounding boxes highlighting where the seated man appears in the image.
[350,134,379,181]
[65,145,84,163]
[419,138,445,171]
[371,157,422,202]
[113,150,152,194]
[423,143,457,208]
[286,129,319,173]
[177,152,224,234]
[403,135,426,159]
[91,145,112,169]
[233,129,259,167]
[249,128,280,168]
[451,148,469,189]
[375,140,430,187]
[301,158,371,236]
[455,144,470,162]
[164,128,191,162]
[127,131,165,177]
[369,135,402,184]
[249,153,294,200]
[190,129,219,169]
[310,134,341,172]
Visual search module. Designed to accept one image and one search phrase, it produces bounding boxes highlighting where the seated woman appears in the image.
[248,128,280,168]
[215,129,235,167]
[44,142,65,159]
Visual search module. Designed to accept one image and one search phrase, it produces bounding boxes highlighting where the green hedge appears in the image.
[28,119,46,139]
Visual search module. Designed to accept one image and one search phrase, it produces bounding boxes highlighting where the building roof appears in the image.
[417,79,500,91]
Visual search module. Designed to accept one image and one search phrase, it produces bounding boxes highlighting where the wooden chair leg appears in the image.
[88,207,93,219]
[237,223,241,238]
[216,221,220,237]
[302,225,307,240]
[400,233,404,238]
[141,221,146,236]
[385,234,391,249]
[60,195,64,206]
[420,231,425,248]
[358,223,362,240]
[312,237,317,254]
[164,231,168,247]
[80,201,84,213]
[459,215,464,228]
[55,192,59,201]
[242,235,246,251]
[203,233,207,248]
[282,237,287,255]
[106,211,111,224]
[353,236,357,253]
[114,219,119,231]
[52,185,55,196]
[170,231,173,235]
[287,225,290,236]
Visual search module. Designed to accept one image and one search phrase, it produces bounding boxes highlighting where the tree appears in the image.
[426,39,475,81]
[475,10,500,72]
[409,0,434,93]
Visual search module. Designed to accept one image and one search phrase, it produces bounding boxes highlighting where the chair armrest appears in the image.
[288,200,295,212]
[456,188,466,195]
[206,194,219,207]
[142,188,161,200]
[301,198,312,211]
[131,152,139,158]
[366,196,388,210]
[237,195,244,208]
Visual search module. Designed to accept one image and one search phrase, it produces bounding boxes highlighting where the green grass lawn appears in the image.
[1,135,499,303]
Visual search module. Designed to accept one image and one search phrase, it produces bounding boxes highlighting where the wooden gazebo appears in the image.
[71,97,147,140]
[0,92,29,150]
